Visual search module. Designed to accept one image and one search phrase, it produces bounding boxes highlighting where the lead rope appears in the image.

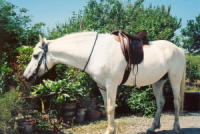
[82,32,99,72]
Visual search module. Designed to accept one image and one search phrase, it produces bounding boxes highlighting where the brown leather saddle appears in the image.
[112,30,149,85]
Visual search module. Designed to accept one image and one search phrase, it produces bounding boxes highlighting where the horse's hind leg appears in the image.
[169,76,182,132]
[147,79,167,133]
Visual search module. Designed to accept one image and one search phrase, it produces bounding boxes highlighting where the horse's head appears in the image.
[23,35,52,83]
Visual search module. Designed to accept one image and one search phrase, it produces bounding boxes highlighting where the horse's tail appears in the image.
[180,64,186,113]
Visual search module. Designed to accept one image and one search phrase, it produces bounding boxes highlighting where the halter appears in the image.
[30,43,49,81]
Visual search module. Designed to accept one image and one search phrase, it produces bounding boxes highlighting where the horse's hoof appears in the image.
[146,129,156,134]
[173,125,180,133]
[173,129,180,133]
[105,128,116,134]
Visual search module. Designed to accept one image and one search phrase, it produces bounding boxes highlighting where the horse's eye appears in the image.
[33,54,39,59]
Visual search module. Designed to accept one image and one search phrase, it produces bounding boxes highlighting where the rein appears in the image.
[82,32,99,72]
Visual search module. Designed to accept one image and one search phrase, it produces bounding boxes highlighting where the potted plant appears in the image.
[16,110,38,134]
[32,79,84,123]
[75,98,88,123]
[86,104,102,121]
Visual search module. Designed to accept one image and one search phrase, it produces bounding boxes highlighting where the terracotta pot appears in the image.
[75,108,87,123]
[18,119,35,134]
[61,102,76,109]
[85,99,97,108]
[22,96,40,110]
[61,102,76,123]
[87,110,101,121]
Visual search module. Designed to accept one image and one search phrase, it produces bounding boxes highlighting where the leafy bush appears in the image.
[0,0,45,92]
[0,88,23,133]
[126,86,156,117]
[186,54,200,83]
[32,79,84,104]
[55,64,98,98]
[0,54,12,94]
[10,45,34,96]
[16,46,33,67]
[48,0,181,42]
[115,86,132,113]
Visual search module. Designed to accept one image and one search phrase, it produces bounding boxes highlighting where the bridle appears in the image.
[30,43,49,81]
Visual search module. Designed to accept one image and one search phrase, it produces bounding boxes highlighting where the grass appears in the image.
[62,116,137,134]
[185,80,200,92]
[185,54,200,92]
[185,86,200,92]
[63,120,107,134]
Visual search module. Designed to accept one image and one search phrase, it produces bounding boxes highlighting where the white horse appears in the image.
[23,31,185,134]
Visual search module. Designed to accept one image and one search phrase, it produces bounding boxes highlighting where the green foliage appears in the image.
[16,45,34,65]
[0,0,45,91]
[116,85,132,108]
[125,4,181,41]
[55,64,97,98]
[126,86,156,117]
[33,79,84,103]
[181,14,200,53]
[0,88,23,133]
[0,54,12,94]
[10,46,34,96]
[0,0,45,57]
[48,0,181,42]
[186,54,200,82]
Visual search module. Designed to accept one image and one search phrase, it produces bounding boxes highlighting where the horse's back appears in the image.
[150,40,185,74]
[150,40,184,54]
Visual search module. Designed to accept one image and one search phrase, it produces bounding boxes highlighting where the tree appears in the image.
[48,0,181,42]
[0,0,45,92]
[0,0,45,61]
[181,14,200,53]
[125,4,181,41]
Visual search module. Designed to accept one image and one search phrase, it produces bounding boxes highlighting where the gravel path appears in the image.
[116,111,200,134]
[64,111,200,134]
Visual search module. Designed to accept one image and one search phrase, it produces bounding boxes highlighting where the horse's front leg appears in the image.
[105,79,118,134]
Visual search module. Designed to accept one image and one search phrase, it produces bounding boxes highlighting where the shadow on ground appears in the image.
[138,128,200,134]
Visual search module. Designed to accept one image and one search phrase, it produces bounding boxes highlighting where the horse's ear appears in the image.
[39,34,43,44]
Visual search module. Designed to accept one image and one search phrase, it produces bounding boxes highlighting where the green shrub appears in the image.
[0,54,12,94]
[0,88,23,133]
[126,86,156,117]
[186,54,200,83]
[16,45,33,67]
[32,79,84,103]
[55,64,97,98]
[11,46,34,96]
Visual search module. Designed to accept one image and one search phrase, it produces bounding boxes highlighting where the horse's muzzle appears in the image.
[23,75,36,84]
